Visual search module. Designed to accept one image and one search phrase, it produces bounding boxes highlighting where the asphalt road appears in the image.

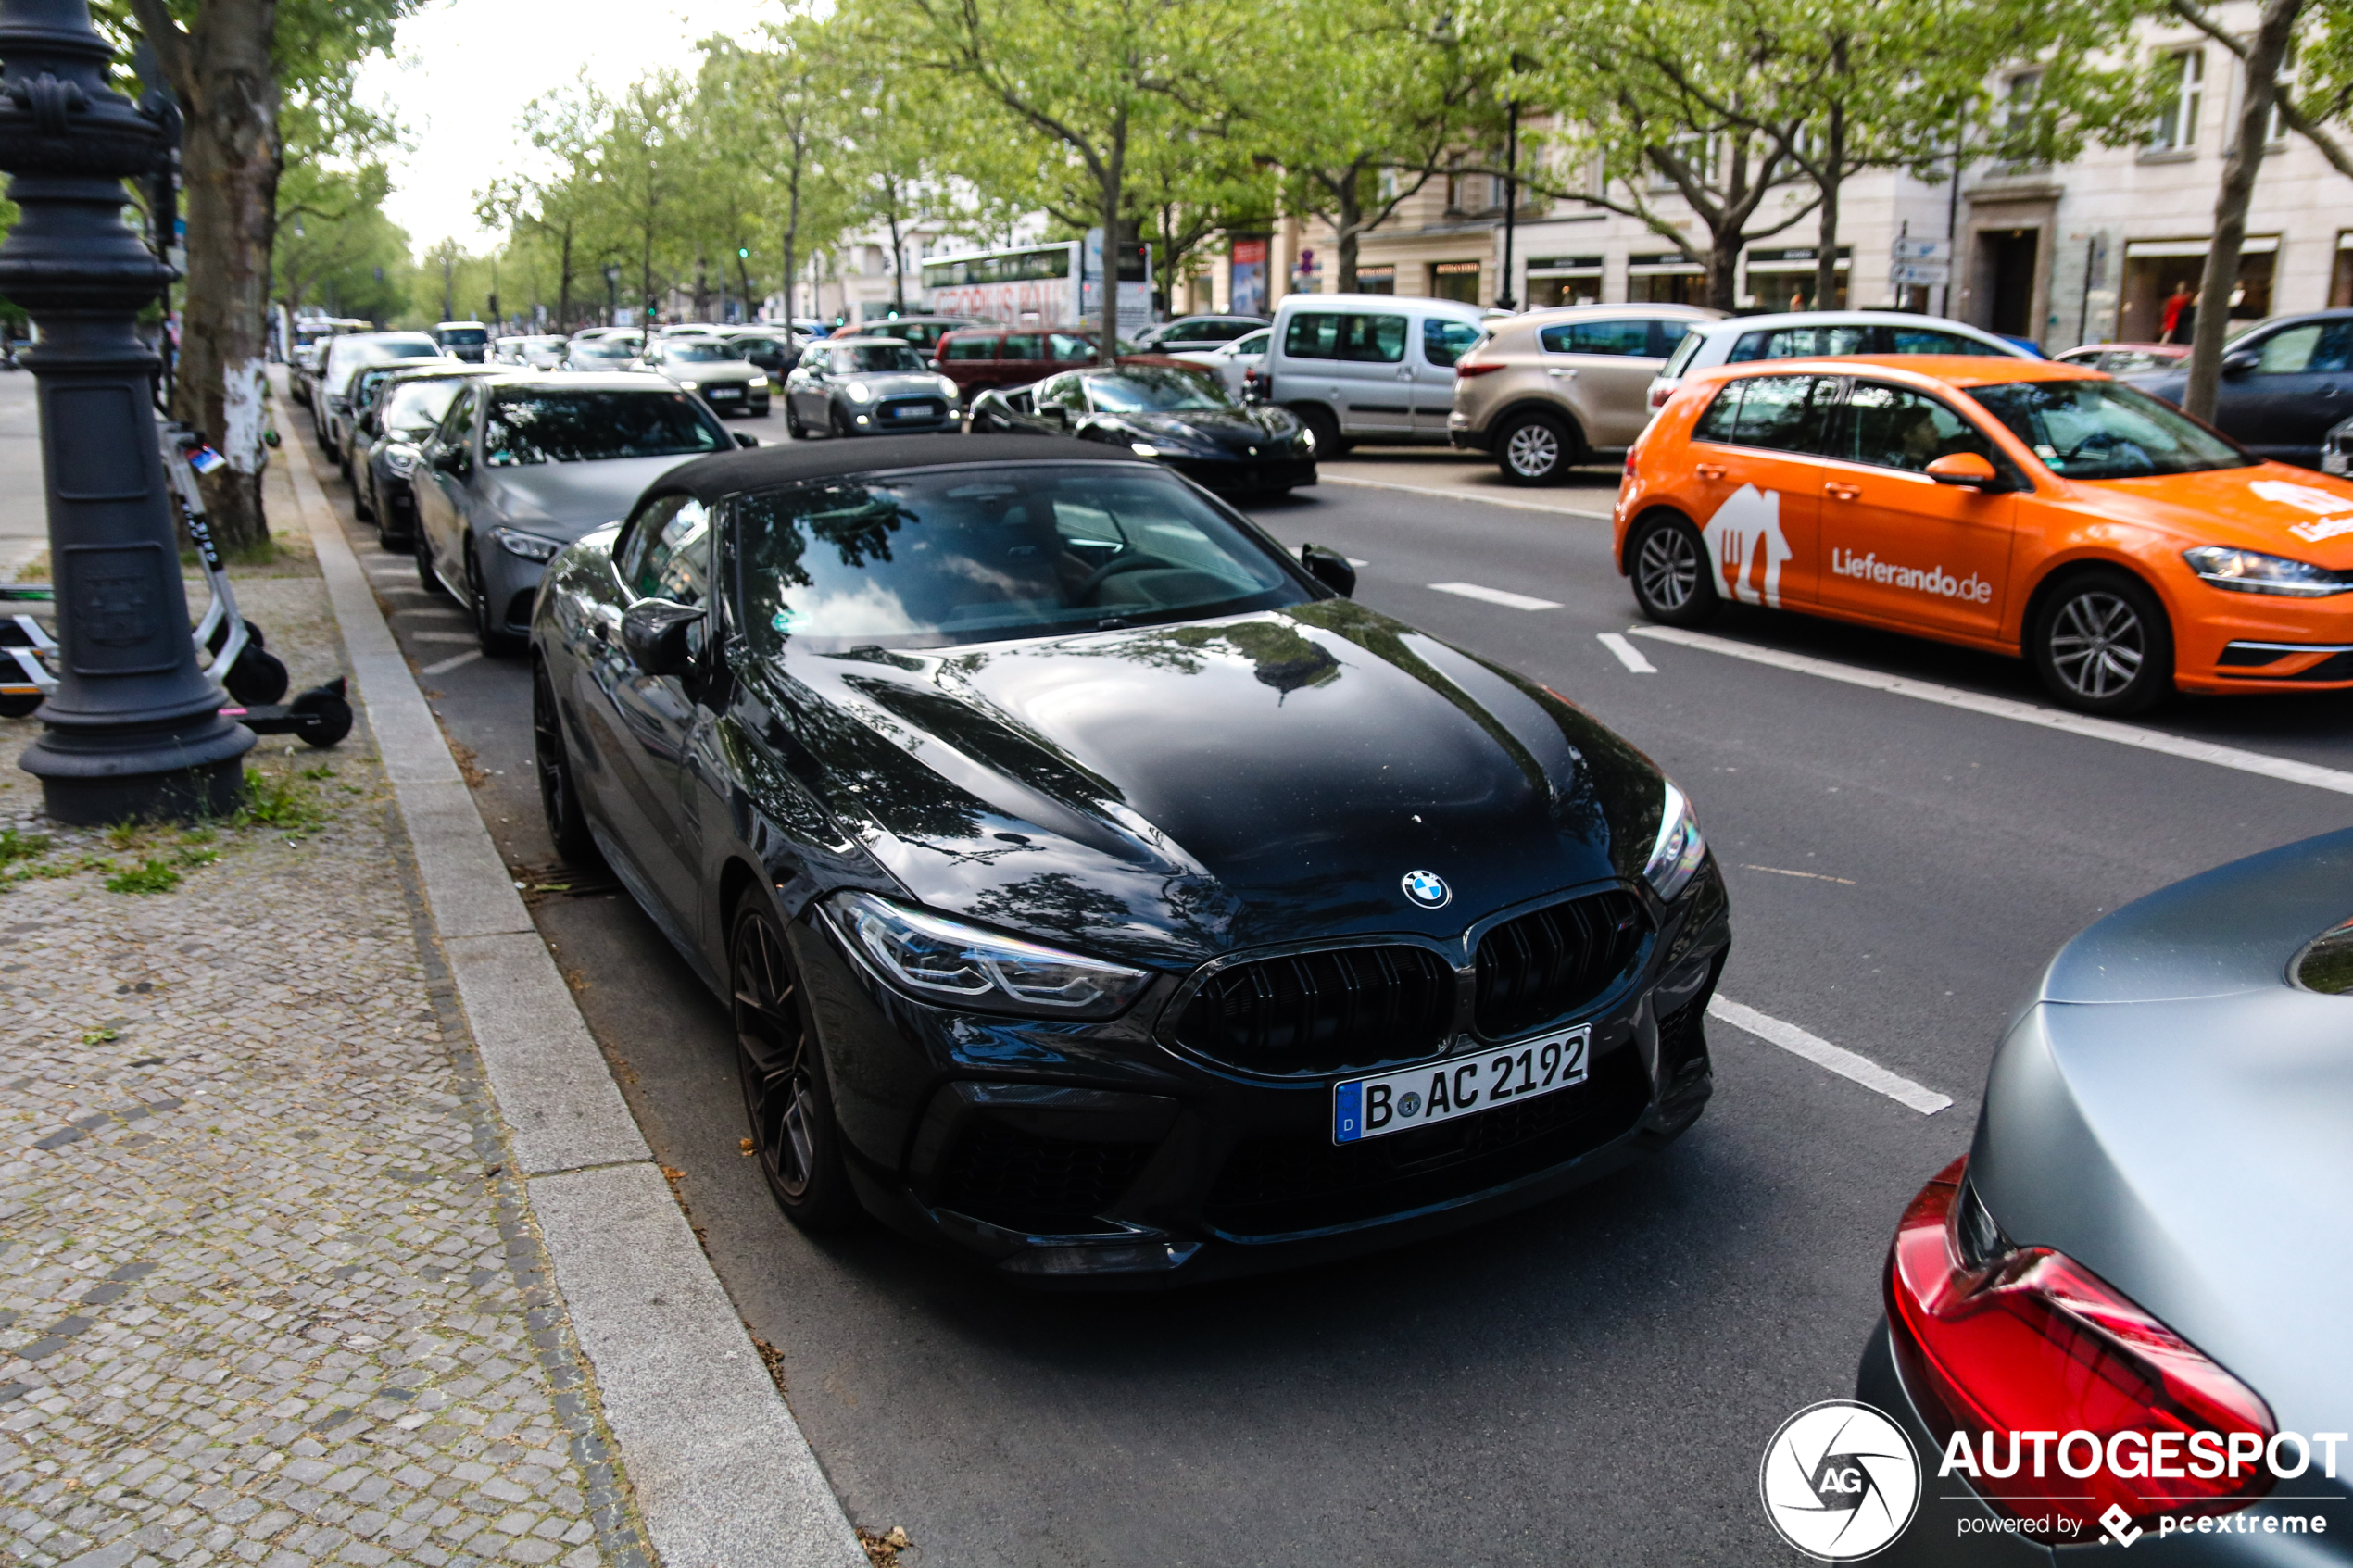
[296,396,2353,1566]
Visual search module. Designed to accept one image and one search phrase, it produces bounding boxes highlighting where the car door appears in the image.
[2218,319,2353,465]
[1414,316,1483,434]
[1683,373,1837,608]
[414,383,482,589]
[1538,316,1668,448]
[599,493,716,923]
[1813,379,2017,640]
[1286,309,1413,436]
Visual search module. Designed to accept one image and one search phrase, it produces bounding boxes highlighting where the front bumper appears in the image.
[476,540,553,636]
[789,867,1730,1286]
[1164,455,1317,494]
[2169,585,2353,694]
[1857,1323,2353,1564]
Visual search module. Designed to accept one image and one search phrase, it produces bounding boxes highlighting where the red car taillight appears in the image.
[1886,1160,2275,1538]
[1455,360,1504,377]
[1647,383,1672,409]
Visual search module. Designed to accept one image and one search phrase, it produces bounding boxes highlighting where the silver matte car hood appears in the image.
[1978,829,2353,1441]
[479,453,708,535]
[844,371,949,396]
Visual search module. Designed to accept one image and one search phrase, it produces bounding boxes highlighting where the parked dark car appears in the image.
[2130,309,2353,470]
[721,331,800,381]
[1859,829,2353,1562]
[352,363,501,547]
[969,364,1317,495]
[526,433,1730,1283]
[848,315,977,354]
[782,337,961,438]
[411,372,750,652]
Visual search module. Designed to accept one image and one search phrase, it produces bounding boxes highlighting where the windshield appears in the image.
[736,466,1307,651]
[571,341,633,360]
[838,343,929,373]
[1967,379,2248,480]
[483,390,726,465]
[384,380,465,433]
[1086,368,1235,413]
[667,341,741,362]
[440,328,488,345]
[360,340,441,365]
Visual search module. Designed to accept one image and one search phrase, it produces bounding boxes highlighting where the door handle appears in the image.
[1547,368,1575,379]
[1695,462,1727,480]
[1824,482,1862,501]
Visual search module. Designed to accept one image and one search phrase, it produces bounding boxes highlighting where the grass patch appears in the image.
[0,827,50,868]
[235,767,328,833]
[105,859,182,895]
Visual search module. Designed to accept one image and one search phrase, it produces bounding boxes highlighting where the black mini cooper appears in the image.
[530,434,1730,1283]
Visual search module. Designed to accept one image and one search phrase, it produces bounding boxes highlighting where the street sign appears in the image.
[1891,261,1950,286]
[1893,237,1952,263]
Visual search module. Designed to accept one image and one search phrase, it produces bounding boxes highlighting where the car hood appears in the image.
[667,361,760,383]
[1094,408,1299,452]
[842,371,950,396]
[479,453,707,537]
[743,599,1667,968]
[2070,462,2353,567]
[1979,829,2353,1438]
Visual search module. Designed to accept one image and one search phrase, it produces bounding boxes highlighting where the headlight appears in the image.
[2182,546,2351,596]
[749,374,769,390]
[677,377,699,391]
[1297,426,1317,454]
[1131,441,1174,458]
[1643,780,1707,901]
[846,382,875,404]
[829,891,1151,1019]
[491,526,563,563]
[384,446,420,477]
[937,375,962,399]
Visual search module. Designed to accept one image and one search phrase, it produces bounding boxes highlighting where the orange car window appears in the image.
[1702,373,1838,453]
[1835,383,1996,472]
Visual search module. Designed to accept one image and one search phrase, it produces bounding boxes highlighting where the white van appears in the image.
[1263,294,1490,451]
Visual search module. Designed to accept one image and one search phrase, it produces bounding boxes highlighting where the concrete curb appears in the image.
[275,395,867,1568]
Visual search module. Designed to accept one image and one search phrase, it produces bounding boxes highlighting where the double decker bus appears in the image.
[919,237,1152,337]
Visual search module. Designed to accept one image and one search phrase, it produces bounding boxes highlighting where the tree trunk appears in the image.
[781,157,800,327]
[1334,169,1362,293]
[1705,240,1741,312]
[2186,0,2302,420]
[557,221,573,329]
[139,0,281,557]
[886,190,906,314]
[1813,104,1845,312]
[1099,108,1126,364]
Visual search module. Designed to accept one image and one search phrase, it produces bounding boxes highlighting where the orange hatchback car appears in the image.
[1615,356,2353,713]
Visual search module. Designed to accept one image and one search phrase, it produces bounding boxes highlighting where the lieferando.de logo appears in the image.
[1759,1400,1922,1561]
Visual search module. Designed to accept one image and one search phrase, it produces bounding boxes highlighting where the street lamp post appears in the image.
[0,0,252,822]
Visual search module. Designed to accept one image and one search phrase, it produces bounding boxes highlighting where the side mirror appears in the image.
[1301,543,1355,597]
[734,432,760,448]
[622,599,706,678]
[432,445,470,477]
[1925,452,1999,488]
[2221,349,2260,378]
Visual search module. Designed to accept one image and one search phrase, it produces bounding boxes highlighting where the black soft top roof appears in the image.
[650,434,1153,506]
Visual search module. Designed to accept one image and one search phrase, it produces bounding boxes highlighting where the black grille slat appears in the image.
[1474,891,1647,1040]
[933,1120,1154,1236]
[1175,944,1453,1077]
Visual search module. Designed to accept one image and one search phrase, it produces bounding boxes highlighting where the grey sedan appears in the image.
[783,336,960,438]
[1857,828,2353,1562]
[410,372,750,654]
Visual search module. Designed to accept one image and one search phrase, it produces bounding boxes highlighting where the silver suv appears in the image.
[1448,305,1723,484]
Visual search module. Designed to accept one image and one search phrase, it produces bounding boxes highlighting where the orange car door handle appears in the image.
[1695,463,1727,480]
[1824,482,1862,501]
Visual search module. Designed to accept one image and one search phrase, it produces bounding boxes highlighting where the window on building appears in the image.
[1431,261,1481,303]
[2267,44,2299,144]
[1999,70,2055,168]
[2150,48,2205,151]
[1354,264,1396,295]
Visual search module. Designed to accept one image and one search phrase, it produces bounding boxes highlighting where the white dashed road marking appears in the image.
[1428,582,1562,611]
[408,632,477,644]
[1596,633,1656,672]
[419,650,482,676]
[1629,624,2353,797]
[1708,996,1954,1115]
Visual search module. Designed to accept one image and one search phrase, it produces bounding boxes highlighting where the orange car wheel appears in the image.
[2030,568,2175,717]
[1630,513,1719,628]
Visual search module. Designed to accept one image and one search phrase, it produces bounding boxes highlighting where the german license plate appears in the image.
[1332,1025,1590,1144]
[709,386,741,398]
[893,404,931,418]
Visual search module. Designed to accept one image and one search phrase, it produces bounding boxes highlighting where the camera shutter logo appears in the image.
[1759,1400,1920,1561]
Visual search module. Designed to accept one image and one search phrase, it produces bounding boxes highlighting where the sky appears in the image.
[358,0,780,253]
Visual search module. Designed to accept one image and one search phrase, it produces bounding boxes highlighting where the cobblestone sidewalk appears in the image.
[0,456,652,1568]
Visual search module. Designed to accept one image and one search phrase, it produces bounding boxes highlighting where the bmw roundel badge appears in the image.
[1402,870,1451,909]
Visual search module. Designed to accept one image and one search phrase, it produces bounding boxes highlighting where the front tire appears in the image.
[1495,411,1579,485]
[785,402,806,439]
[467,540,522,658]
[1294,403,1346,458]
[731,896,856,1228]
[831,406,854,439]
[2031,568,2173,715]
[416,527,447,596]
[533,660,599,864]
[1629,513,1719,627]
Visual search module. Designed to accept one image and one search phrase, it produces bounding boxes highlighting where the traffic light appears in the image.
[738,247,749,259]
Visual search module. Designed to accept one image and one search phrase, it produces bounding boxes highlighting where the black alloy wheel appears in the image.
[1629,514,1719,627]
[730,897,856,1227]
[831,406,854,439]
[532,660,598,864]
[2032,569,2174,716]
[785,401,807,439]
[467,540,522,657]
[1496,411,1578,486]
[415,528,446,596]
